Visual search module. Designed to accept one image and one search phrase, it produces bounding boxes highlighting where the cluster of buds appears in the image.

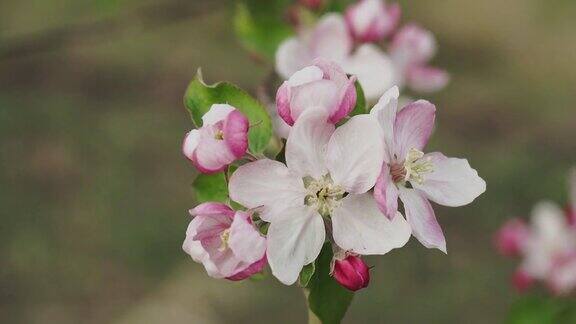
[495,169,576,295]
[277,0,449,103]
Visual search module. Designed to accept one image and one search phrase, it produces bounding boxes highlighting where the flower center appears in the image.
[218,228,231,251]
[214,129,224,140]
[304,175,345,217]
[392,148,433,185]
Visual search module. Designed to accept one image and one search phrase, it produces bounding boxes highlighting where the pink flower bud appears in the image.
[276,59,356,126]
[182,203,267,280]
[182,104,249,174]
[567,206,576,228]
[512,268,534,293]
[332,254,370,291]
[345,0,401,43]
[495,218,530,257]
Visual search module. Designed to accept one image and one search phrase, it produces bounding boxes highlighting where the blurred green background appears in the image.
[1,0,575,323]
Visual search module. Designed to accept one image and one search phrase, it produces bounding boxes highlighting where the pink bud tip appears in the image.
[332,254,370,291]
[566,206,576,228]
[494,218,529,258]
[512,269,533,293]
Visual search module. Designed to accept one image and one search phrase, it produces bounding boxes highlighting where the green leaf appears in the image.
[234,1,294,61]
[307,243,354,324]
[299,262,316,287]
[506,295,567,324]
[192,172,228,203]
[184,70,272,153]
[349,78,367,116]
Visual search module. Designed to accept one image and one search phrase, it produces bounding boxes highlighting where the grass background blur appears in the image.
[1,0,575,323]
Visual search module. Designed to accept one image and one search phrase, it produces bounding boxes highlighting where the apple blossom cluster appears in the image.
[495,169,576,296]
[277,0,449,103]
[181,55,485,290]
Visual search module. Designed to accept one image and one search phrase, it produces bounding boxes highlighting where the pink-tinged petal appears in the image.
[229,211,266,264]
[326,114,384,193]
[288,65,324,87]
[332,254,370,291]
[223,109,249,158]
[414,152,486,207]
[374,164,399,219]
[494,218,530,257]
[203,245,245,278]
[398,187,446,253]
[369,86,399,162]
[286,110,334,178]
[182,129,200,160]
[311,59,357,123]
[275,37,312,79]
[193,128,235,174]
[192,214,232,241]
[290,79,339,121]
[343,44,396,101]
[393,100,435,161]
[226,256,267,281]
[267,206,325,285]
[309,14,352,63]
[202,104,234,126]
[190,202,234,218]
[547,254,576,296]
[228,159,307,222]
[406,65,450,93]
[512,268,534,293]
[390,24,437,68]
[276,81,295,126]
[182,219,223,278]
[332,193,411,255]
[345,0,400,43]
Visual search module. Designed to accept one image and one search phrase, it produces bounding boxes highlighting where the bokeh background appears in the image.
[1,0,575,323]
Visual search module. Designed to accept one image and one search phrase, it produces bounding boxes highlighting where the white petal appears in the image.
[398,187,446,253]
[286,110,335,178]
[531,201,569,241]
[182,129,200,159]
[229,212,266,264]
[332,193,411,255]
[182,219,222,278]
[276,37,312,79]
[228,159,307,222]
[288,65,324,87]
[290,80,339,121]
[369,86,399,162]
[414,152,486,207]
[267,206,325,285]
[343,44,396,102]
[308,14,352,63]
[326,114,384,193]
[202,104,234,126]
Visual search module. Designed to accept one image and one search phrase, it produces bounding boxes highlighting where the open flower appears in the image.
[182,202,267,281]
[345,0,401,43]
[276,59,357,127]
[229,110,411,284]
[182,104,249,174]
[276,14,396,102]
[389,24,449,93]
[371,86,486,252]
[517,202,576,295]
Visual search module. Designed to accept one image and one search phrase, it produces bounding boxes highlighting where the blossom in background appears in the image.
[229,110,411,284]
[345,0,400,43]
[182,203,267,281]
[182,104,249,173]
[276,13,396,101]
[331,248,370,291]
[276,59,357,127]
[389,24,449,93]
[276,2,448,102]
[371,86,486,252]
[496,171,576,295]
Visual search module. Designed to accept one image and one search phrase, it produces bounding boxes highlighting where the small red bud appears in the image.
[332,254,370,291]
[512,269,533,293]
